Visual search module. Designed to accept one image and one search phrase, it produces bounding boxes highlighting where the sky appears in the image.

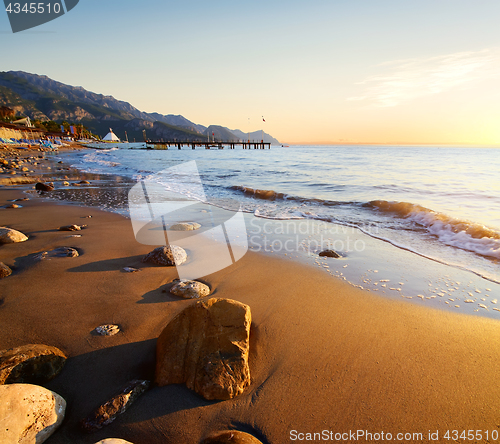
[1,0,500,145]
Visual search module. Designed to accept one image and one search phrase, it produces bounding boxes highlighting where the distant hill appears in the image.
[0,71,279,143]
[229,128,279,144]
[147,112,206,134]
[204,125,240,142]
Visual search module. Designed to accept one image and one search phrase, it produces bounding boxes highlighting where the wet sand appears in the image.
[2,183,500,443]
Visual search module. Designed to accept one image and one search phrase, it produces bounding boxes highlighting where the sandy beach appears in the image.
[2,152,500,444]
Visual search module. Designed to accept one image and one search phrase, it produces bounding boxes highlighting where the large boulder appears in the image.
[156,298,251,400]
[35,182,54,194]
[0,344,67,385]
[170,279,211,299]
[201,431,264,443]
[142,245,187,266]
[0,227,28,244]
[0,384,66,443]
[81,380,150,433]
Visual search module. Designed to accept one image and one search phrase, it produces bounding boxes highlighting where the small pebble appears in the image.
[95,324,120,336]
[59,224,87,231]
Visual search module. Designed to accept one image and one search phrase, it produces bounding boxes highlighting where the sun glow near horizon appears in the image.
[1,0,500,146]
[255,48,500,146]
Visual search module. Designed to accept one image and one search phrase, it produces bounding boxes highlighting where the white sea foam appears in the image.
[369,200,500,259]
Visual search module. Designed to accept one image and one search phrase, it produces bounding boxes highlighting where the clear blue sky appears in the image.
[2,0,500,144]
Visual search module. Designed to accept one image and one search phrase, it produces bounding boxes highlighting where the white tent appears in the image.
[12,117,33,127]
[103,128,120,142]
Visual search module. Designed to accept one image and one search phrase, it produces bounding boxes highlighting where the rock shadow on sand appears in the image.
[66,255,146,273]
[13,247,83,272]
[44,339,214,442]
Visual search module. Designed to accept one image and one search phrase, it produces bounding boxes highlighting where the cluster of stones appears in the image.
[142,242,252,400]
[0,226,262,443]
[0,226,28,279]
[0,344,68,443]
[0,343,154,443]
[0,221,87,277]
[0,154,41,175]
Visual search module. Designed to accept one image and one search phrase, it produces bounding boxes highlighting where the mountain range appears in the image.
[0,71,279,143]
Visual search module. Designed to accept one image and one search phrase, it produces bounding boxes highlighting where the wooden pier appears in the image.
[144,141,271,150]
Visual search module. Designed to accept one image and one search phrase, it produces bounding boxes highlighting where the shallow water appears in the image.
[57,144,500,284]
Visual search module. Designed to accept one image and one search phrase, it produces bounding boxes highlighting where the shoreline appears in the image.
[2,188,500,442]
[2,145,499,322]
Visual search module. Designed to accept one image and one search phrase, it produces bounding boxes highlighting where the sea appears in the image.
[49,144,500,315]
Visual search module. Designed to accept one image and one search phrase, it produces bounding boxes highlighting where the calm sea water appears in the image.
[59,144,500,284]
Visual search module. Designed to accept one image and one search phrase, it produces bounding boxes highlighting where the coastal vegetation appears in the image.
[0,71,279,143]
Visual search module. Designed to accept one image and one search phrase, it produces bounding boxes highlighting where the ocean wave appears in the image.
[367,200,500,259]
[231,186,287,200]
[230,185,359,207]
[82,151,121,168]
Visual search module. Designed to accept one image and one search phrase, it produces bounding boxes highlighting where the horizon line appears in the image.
[278,142,500,147]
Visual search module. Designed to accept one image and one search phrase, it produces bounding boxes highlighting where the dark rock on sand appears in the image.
[36,247,79,260]
[81,379,150,433]
[156,297,251,400]
[79,180,91,184]
[319,249,341,258]
[201,431,264,443]
[0,384,66,444]
[35,182,54,194]
[58,224,87,231]
[0,262,12,278]
[0,344,67,384]
[0,227,28,244]
[142,245,187,266]
[170,279,211,299]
